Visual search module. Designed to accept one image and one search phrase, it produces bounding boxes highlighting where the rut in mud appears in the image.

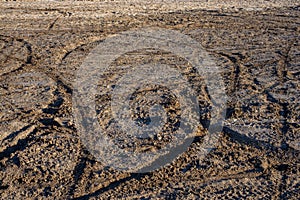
[0,2,299,199]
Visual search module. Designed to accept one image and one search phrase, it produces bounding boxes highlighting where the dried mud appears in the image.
[0,1,299,199]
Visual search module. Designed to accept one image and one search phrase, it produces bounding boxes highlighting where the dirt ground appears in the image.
[0,0,299,199]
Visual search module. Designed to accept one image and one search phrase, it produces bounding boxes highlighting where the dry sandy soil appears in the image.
[0,0,299,199]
